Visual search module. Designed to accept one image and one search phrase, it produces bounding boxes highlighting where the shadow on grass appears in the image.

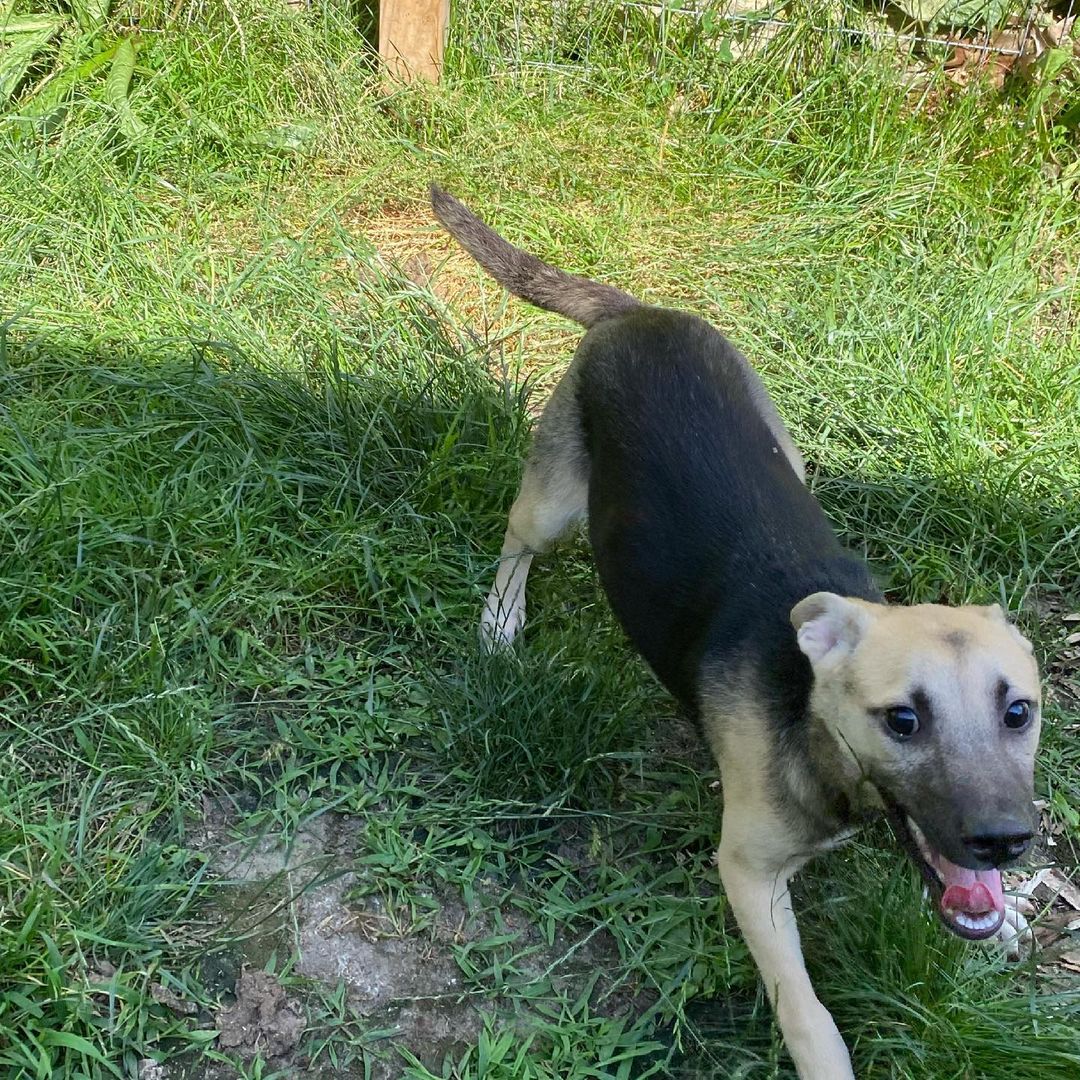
[0,315,533,1075]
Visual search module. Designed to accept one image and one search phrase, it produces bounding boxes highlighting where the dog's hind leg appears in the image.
[481,465,585,648]
[481,370,588,649]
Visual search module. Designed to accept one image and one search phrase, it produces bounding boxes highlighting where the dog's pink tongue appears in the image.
[937,858,1005,916]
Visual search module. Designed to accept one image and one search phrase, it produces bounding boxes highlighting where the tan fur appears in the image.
[704,604,1041,1080]
[706,692,858,1079]
[796,598,1040,815]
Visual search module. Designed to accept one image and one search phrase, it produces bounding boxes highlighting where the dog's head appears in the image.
[791,593,1041,940]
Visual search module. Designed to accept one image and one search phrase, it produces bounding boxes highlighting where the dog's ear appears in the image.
[980,602,1008,624]
[791,592,873,667]
[979,602,1035,654]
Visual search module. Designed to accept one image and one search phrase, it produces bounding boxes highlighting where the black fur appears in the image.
[576,307,882,721]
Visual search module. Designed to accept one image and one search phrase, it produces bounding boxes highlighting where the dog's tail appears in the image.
[430,184,640,328]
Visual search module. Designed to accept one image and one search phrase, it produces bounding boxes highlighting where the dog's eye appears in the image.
[886,706,919,738]
[1004,700,1031,730]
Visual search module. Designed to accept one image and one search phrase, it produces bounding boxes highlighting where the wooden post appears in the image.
[379,0,450,85]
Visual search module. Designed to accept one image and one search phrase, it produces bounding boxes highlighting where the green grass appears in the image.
[1,0,1079,1076]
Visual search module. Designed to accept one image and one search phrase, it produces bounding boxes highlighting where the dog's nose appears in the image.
[962,822,1034,867]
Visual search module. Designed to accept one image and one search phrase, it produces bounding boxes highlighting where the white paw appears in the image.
[479,594,525,651]
[988,894,1036,959]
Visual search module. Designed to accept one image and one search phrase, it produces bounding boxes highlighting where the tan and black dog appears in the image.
[430,184,1041,1079]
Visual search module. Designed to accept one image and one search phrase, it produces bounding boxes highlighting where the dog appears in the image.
[430,183,1042,1079]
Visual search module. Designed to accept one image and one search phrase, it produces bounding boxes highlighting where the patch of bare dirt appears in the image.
[186,803,650,1078]
[200,809,488,1067]
[343,200,516,328]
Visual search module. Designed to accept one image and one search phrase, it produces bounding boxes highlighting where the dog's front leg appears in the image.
[718,816,854,1080]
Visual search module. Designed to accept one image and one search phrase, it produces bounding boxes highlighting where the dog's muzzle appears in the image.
[885,801,1009,940]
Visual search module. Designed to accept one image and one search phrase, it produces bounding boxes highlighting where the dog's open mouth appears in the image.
[887,805,1006,940]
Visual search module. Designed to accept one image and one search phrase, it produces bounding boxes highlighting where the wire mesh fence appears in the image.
[449,0,1078,85]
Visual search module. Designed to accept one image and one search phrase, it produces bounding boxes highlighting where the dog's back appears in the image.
[431,182,875,707]
[575,307,877,708]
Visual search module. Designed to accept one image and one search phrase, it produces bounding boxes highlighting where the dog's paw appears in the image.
[987,894,1036,959]
[480,595,525,651]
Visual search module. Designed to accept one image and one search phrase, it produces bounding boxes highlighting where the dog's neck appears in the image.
[775,708,879,843]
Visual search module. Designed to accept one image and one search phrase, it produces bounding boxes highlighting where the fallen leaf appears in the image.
[1043,869,1080,910]
[944,46,969,71]
[1014,867,1053,896]
[1059,950,1080,973]
[1047,17,1079,56]
[1035,924,1064,948]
